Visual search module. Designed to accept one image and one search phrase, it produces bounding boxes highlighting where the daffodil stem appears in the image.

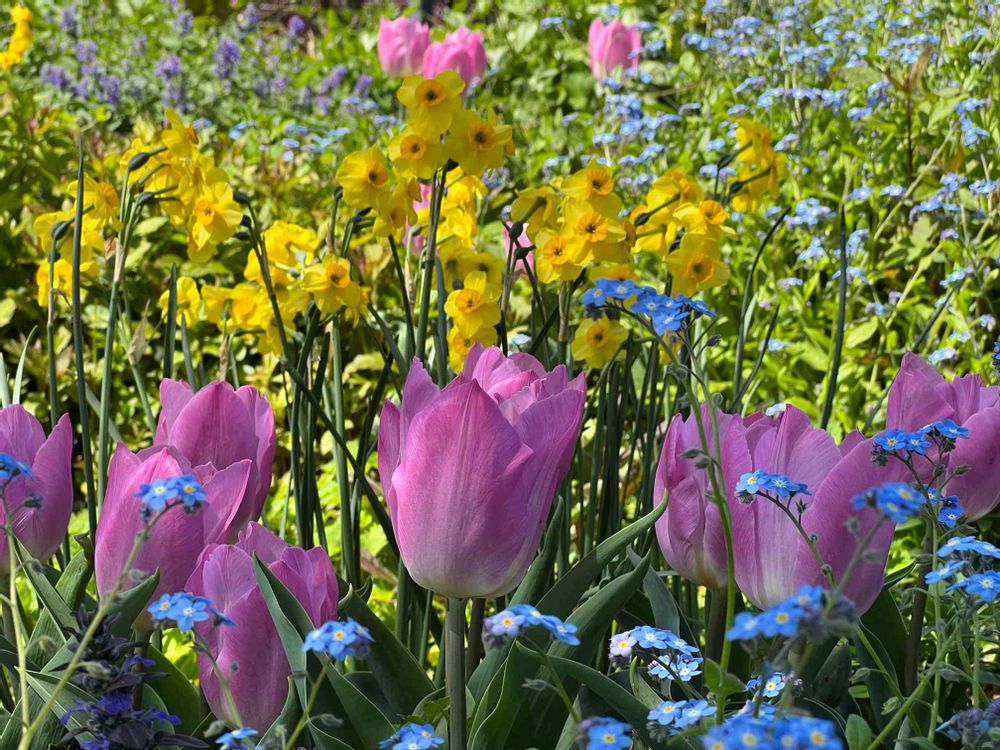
[415,170,446,363]
[446,598,467,750]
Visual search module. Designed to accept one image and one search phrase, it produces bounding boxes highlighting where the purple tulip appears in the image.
[588,19,641,79]
[422,27,487,87]
[731,405,905,613]
[0,406,73,573]
[378,16,431,78]
[886,352,1000,520]
[654,406,752,590]
[186,523,338,729]
[155,379,275,524]
[94,444,253,616]
[378,345,585,598]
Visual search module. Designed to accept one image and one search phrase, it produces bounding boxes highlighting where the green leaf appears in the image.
[628,659,663,710]
[845,714,874,750]
[252,557,311,705]
[468,641,536,750]
[27,551,91,665]
[145,646,203,733]
[516,644,656,746]
[861,588,907,678]
[845,319,879,348]
[16,542,76,633]
[262,678,302,745]
[704,659,747,701]
[641,564,680,634]
[339,587,434,715]
[321,663,396,750]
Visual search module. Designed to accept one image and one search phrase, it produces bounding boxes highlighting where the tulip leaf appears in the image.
[536,502,664,623]
[470,502,664,697]
[861,588,907,678]
[252,556,312,704]
[145,646,203,733]
[628,659,663,710]
[308,725,357,750]
[15,540,76,633]
[516,643,656,746]
[27,551,91,664]
[262,678,301,745]
[854,625,899,732]
[338,588,434,716]
[321,662,396,750]
[468,639,536,750]
[108,571,161,636]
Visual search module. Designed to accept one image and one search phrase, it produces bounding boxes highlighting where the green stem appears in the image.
[331,324,357,586]
[446,598,467,750]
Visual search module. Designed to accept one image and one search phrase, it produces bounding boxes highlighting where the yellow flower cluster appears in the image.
[730,118,785,212]
[122,109,242,263]
[33,176,120,307]
[335,71,515,371]
[0,5,31,70]
[158,219,367,355]
[512,121,789,371]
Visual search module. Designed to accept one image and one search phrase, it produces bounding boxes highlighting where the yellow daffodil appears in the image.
[374,180,421,237]
[444,109,513,177]
[158,276,202,325]
[534,229,583,284]
[673,200,735,239]
[510,186,560,241]
[35,258,97,307]
[301,257,362,316]
[444,270,500,336]
[590,263,637,283]
[664,232,730,296]
[33,211,105,260]
[561,160,622,217]
[572,316,628,369]
[388,127,448,180]
[457,251,505,287]
[245,220,318,286]
[1,6,32,70]
[162,108,199,159]
[448,324,495,372]
[397,71,465,138]
[336,147,391,213]
[67,176,121,230]
[188,181,242,262]
[564,200,628,265]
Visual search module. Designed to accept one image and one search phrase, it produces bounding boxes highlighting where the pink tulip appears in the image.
[378,345,585,598]
[187,523,338,730]
[0,406,73,573]
[94,444,254,613]
[155,379,275,523]
[377,16,431,77]
[885,352,1000,520]
[588,19,641,79]
[422,27,487,86]
[731,406,906,613]
[654,406,752,590]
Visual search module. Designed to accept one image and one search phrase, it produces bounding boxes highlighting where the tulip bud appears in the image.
[378,346,585,598]
[0,407,73,574]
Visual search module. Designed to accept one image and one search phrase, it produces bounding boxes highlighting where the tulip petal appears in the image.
[946,405,1000,520]
[886,353,951,430]
[0,404,46,462]
[391,380,535,598]
[155,379,195,444]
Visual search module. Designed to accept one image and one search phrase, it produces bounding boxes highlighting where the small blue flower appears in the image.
[580,716,631,749]
[736,469,770,495]
[380,722,444,750]
[925,559,965,584]
[921,418,969,441]
[872,429,911,454]
[582,287,607,308]
[303,617,374,660]
[608,631,637,660]
[675,699,714,728]
[951,572,1000,601]
[172,474,206,511]
[726,611,766,640]
[216,727,258,750]
[136,477,179,512]
[939,536,1000,559]
[851,482,923,523]
[595,277,644,300]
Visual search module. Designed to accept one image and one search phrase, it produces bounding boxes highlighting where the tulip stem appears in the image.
[446,598,467,750]
[465,598,485,680]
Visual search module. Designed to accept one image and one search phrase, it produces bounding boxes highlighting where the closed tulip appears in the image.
[422,27,487,87]
[95,444,254,611]
[885,352,1000,520]
[588,19,641,79]
[377,16,431,77]
[378,345,585,599]
[155,378,275,523]
[186,523,339,730]
[731,406,907,613]
[0,406,73,573]
[654,406,752,591]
